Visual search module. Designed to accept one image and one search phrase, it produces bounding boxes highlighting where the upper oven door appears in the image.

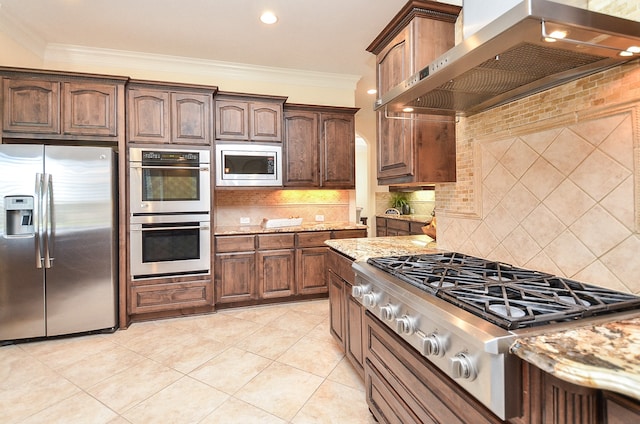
[129,148,211,214]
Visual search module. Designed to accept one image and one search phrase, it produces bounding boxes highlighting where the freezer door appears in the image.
[44,145,117,336]
[0,144,46,341]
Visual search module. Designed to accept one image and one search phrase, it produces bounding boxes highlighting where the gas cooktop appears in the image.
[367,252,640,330]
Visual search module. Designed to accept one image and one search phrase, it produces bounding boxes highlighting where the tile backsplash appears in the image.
[215,190,352,227]
[437,61,640,294]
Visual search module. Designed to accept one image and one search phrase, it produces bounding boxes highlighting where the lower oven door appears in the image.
[130,214,210,279]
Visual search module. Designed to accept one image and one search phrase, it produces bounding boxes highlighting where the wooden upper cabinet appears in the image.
[283,104,358,189]
[215,100,249,140]
[250,102,282,141]
[172,92,211,143]
[3,78,60,134]
[367,1,460,185]
[320,112,355,188]
[1,71,126,141]
[214,92,286,142]
[128,89,169,143]
[283,110,319,187]
[127,80,216,145]
[62,82,117,136]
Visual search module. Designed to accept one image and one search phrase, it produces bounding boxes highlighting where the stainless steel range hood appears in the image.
[375,0,640,117]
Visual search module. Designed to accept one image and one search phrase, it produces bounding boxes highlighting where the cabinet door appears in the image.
[257,249,295,298]
[215,100,249,140]
[283,110,319,187]
[250,102,282,142]
[296,246,329,295]
[376,28,414,182]
[3,78,60,134]
[320,113,355,188]
[62,82,117,137]
[171,92,211,144]
[346,283,365,377]
[214,252,256,304]
[128,89,170,143]
[329,271,346,347]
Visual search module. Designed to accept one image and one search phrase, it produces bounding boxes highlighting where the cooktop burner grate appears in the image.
[367,252,640,330]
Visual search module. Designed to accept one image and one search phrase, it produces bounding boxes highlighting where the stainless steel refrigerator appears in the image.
[0,144,117,343]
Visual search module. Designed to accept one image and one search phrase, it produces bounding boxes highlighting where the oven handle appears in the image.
[130,224,210,232]
[129,164,209,171]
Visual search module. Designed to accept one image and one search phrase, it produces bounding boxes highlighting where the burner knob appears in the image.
[362,292,381,308]
[423,333,446,357]
[396,315,416,335]
[379,304,398,322]
[450,352,477,381]
[351,285,369,299]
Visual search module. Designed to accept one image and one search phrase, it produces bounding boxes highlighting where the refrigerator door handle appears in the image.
[42,173,53,269]
[35,173,44,269]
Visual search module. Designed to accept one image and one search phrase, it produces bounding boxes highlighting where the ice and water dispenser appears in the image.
[4,196,35,237]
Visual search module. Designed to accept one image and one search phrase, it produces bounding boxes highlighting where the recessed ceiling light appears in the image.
[367,89,377,95]
[260,11,278,24]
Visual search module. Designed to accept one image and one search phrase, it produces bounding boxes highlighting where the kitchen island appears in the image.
[326,235,640,422]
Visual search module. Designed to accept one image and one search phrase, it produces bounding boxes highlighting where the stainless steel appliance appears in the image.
[352,252,640,420]
[129,147,211,214]
[130,213,210,279]
[0,144,117,343]
[215,143,282,187]
[375,0,640,116]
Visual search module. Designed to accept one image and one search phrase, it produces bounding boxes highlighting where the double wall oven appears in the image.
[129,147,211,280]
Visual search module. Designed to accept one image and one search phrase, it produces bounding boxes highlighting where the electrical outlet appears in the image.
[240,217,250,224]
[315,215,325,222]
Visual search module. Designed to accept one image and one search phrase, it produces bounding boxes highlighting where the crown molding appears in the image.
[44,44,361,90]
[0,4,47,57]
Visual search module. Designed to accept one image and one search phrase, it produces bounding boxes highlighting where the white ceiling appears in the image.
[0,0,425,79]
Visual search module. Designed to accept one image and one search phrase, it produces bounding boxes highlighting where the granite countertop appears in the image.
[325,234,438,261]
[215,221,367,235]
[377,213,433,224]
[327,235,640,401]
[511,316,640,401]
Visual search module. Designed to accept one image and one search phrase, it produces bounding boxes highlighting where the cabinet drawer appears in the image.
[329,250,355,285]
[410,221,426,235]
[131,280,213,314]
[332,229,367,239]
[376,217,387,228]
[215,235,255,253]
[387,218,410,232]
[296,231,331,247]
[257,233,295,250]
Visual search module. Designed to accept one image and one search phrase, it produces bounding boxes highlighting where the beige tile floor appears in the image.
[1,299,377,423]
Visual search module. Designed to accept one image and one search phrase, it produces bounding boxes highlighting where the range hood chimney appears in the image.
[375,0,640,117]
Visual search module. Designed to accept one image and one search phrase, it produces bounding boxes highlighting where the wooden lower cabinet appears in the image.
[214,251,256,304]
[328,249,365,378]
[376,216,428,237]
[258,249,295,298]
[296,247,329,295]
[214,229,366,308]
[129,277,213,316]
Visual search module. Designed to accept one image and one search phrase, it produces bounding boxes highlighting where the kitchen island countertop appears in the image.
[326,235,640,402]
[325,234,437,261]
[376,213,433,224]
[511,316,640,401]
[215,221,367,235]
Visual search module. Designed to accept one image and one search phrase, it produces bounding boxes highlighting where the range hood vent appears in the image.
[375,0,640,117]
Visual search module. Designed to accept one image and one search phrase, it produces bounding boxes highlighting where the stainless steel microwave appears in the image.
[215,143,282,187]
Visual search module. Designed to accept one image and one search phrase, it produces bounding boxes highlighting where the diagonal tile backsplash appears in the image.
[440,112,639,294]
